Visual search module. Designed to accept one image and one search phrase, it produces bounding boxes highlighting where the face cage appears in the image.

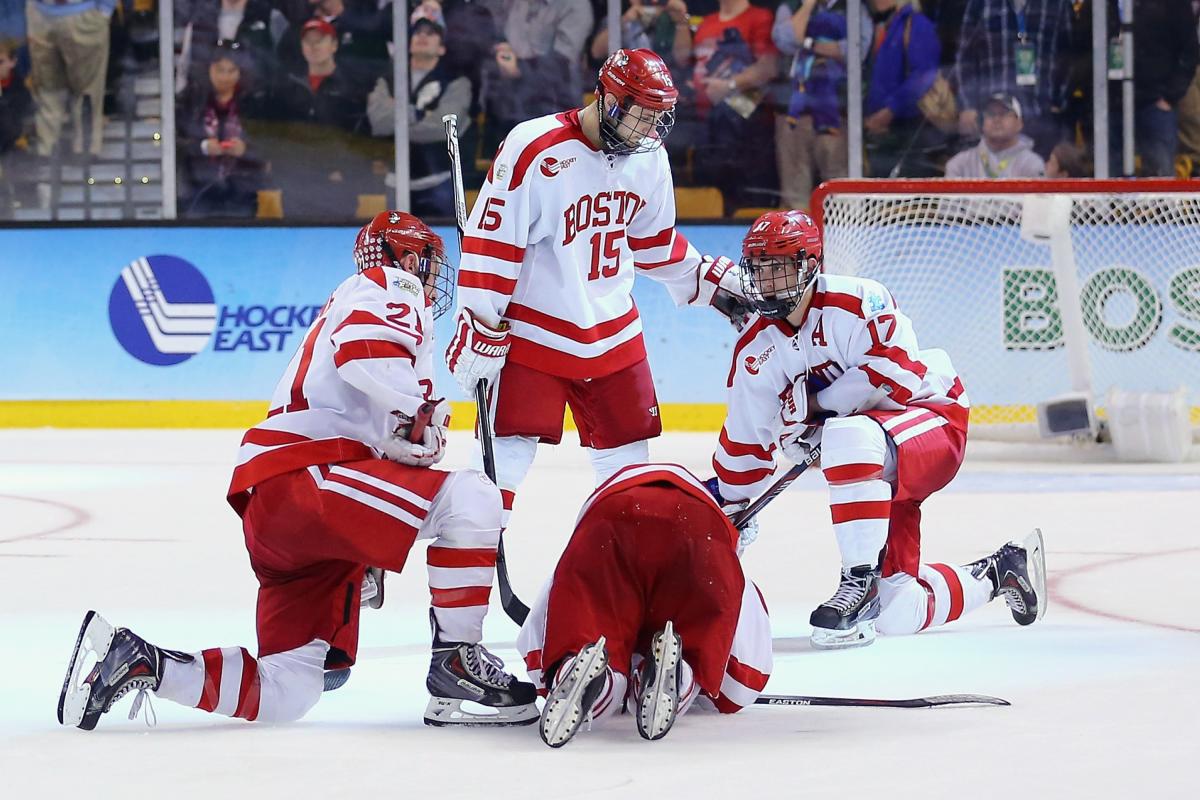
[373,236,457,319]
[738,254,819,319]
[599,94,676,156]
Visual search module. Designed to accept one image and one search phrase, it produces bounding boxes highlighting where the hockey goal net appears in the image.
[811,179,1200,441]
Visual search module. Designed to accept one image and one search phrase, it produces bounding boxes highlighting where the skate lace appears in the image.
[826,573,869,613]
[463,645,512,689]
[999,585,1028,614]
[122,682,158,727]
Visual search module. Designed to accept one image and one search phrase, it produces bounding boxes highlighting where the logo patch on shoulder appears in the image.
[540,156,576,178]
[867,293,886,313]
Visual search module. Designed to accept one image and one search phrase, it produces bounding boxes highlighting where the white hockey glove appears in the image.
[691,255,746,307]
[381,399,451,467]
[703,477,760,557]
[777,377,822,464]
[445,308,511,396]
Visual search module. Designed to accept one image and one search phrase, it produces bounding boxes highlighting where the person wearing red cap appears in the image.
[445,48,749,550]
[272,16,363,132]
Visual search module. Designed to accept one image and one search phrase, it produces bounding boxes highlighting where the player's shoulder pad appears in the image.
[818,274,897,318]
[487,112,588,191]
[350,266,424,302]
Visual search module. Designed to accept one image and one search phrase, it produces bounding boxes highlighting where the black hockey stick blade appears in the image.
[475,378,531,625]
[755,693,1010,709]
[730,447,820,530]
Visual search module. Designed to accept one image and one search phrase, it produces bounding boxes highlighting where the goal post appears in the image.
[810,179,1200,442]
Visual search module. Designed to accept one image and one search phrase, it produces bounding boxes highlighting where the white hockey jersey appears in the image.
[714,274,970,503]
[457,109,706,379]
[228,266,437,513]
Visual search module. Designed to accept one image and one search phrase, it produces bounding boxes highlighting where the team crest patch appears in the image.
[867,293,886,313]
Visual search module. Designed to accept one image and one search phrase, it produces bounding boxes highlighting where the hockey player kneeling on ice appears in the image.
[711,210,1047,650]
[517,464,772,748]
[58,212,537,731]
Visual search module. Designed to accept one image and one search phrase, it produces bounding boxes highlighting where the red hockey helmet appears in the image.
[353,210,455,318]
[739,210,824,319]
[596,48,678,155]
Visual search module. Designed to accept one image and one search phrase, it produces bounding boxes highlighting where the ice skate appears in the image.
[424,626,538,726]
[538,638,610,748]
[968,528,1047,626]
[809,565,881,649]
[635,621,683,741]
[58,610,191,730]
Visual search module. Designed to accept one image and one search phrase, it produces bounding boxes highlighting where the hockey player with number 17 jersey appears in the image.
[713,210,1047,650]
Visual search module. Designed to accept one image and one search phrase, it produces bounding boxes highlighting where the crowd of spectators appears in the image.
[3,0,1200,220]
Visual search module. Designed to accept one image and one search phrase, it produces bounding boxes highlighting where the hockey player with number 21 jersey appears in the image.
[713,210,1048,649]
[445,48,746,531]
[58,212,538,731]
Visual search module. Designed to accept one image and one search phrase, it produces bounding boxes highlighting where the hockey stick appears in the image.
[443,113,530,626]
[755,693,1010,709]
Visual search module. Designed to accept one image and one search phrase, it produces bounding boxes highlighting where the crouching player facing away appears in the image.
[59,212,538,730]
[713,211,1046,650]
[518,464,772,748]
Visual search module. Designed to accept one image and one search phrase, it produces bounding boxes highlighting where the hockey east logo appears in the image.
[108,255,321,366]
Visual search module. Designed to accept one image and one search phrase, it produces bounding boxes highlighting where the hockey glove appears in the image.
[691,255,746,307]
[381,399,451,467]
[777,377,821,465]
[445,308,511,396]
[702,477,760,557]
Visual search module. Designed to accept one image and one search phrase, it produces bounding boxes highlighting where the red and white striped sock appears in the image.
[916,563,993,630]
[428,542,496,643]
[822,417,891,567]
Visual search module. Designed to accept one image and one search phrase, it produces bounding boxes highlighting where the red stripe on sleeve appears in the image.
[830,500,892,524]
[508,121,589,188]
[822,462,883,484]
[232,648,261,721]
[332,339,415,368]
[726,655,770,691]
[461,237,526,264]
[426,546,498,568]
[719,426,775,461]
[430,585,493,608]
[712,457,774,487]
[868,343,929,380]
[634,231,689,270]
[861,365,913,404]
[813,291,865,318]
[241,428,311,448]
[928,563,965,623]
[505,303,639,344]
[198,648,222,713]
[332,310,412,338]
[628,227,674,250]
[458,269,519,295]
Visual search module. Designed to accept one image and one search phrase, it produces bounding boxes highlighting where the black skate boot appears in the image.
[967,528,1046,626]
[424,614,538,727]
[809,564,881,649]
[539,638,610,748]
[634,621,683,742]
[58,610,192,730]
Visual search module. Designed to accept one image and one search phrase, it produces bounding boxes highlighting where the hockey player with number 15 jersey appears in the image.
[713,210,1047,649]
[58,212,537,731]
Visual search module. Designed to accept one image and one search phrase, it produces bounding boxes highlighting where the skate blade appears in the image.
[423,696,539,727]
[58,610,115,728]
[1024,528,1047,624]
[639,622,682,742]
[540,637,608,748]
[810,619,877,650]
[323,668,351,692]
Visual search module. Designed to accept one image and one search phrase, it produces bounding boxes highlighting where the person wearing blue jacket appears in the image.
[861,0,943,177]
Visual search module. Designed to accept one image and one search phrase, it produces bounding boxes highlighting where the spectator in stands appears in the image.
[944,92,1044,178]
[177,0,277,98]
[1,35,32,215]
[274,18,364,131]
[177,44,264,217]
[772,0,846,209]
[1045,140,1087,177]
[26,0,113,157]
[365,4,469,217]
[423,0,500,113]
[1118,0,1198,176]
[678,0,779,211]
[588,0,693,73]
[860,0,943,178]
[954,0,1072,157]
[480,0,593,149]
[277,0,391,83]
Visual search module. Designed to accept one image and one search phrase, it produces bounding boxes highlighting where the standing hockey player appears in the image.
[712,210,1046,649]
[518,463,772,747]
[445,48,745,530]
[58,211,538,731]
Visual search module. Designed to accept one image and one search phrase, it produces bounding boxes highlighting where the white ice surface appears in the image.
[1,430,1198,799]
